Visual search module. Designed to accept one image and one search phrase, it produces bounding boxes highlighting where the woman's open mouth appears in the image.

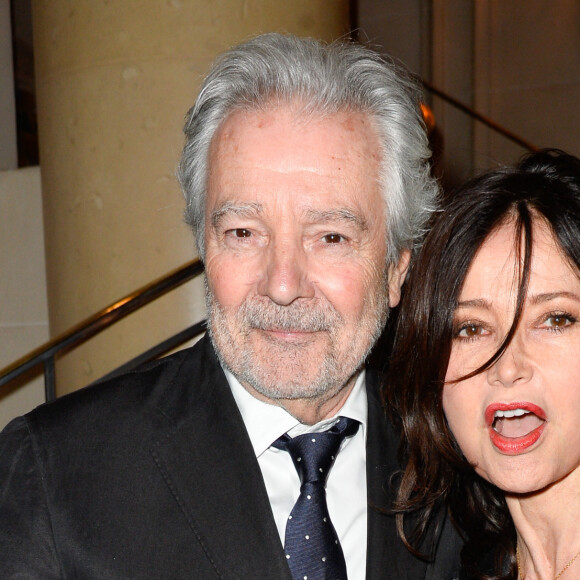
[485,402,547,454]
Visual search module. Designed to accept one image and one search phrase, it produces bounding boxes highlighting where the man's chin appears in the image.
[238,363,333,402]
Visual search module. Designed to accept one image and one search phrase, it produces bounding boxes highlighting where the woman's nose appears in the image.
[486,335,533,388]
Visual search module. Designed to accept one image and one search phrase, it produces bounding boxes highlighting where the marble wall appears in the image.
[359,0,580,189]
[0,167,46,428]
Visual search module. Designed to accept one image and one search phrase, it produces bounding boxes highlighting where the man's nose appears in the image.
[257,239,315,305]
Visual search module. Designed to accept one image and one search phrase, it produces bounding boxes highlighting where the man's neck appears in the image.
[240,376,360,425]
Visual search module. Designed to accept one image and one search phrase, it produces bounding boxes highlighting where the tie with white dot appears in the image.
[273,417,359,580]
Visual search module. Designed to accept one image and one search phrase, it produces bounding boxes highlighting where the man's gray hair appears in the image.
[178,33,438,266]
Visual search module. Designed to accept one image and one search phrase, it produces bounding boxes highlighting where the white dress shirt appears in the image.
[225,368,368,580]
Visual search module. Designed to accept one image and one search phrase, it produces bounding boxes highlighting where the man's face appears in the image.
[204,105,409,421]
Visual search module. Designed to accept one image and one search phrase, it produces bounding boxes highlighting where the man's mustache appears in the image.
[236,299,342,333]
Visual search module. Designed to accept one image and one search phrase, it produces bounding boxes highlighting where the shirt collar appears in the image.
[225,367,368,458]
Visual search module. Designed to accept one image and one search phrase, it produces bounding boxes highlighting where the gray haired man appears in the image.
[0,34,461,578]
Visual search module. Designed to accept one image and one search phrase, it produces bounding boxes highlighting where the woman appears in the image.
[387,149,580,579]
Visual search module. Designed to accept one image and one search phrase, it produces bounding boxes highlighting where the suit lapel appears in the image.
[150,337,292,579]
[365,371,463,580]
[365,370,429,580]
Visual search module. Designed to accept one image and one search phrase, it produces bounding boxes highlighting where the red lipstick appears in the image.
[485,402,547,455]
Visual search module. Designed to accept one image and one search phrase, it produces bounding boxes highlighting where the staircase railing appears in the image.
[422,81,539,153]
[0,259,205,402]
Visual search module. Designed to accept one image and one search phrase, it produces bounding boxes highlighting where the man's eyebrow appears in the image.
[304,208,369,231]
[210,201,263,229]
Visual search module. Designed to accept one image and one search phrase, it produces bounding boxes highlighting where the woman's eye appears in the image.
[322,233,345,244]
[543,313,576,330]
[455,323,486,339]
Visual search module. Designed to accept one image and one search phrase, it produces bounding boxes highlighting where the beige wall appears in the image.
[473,0,580,170]
[0,2,17,170]
[358,0,580,187]
[357,0,431,78]
[33,0,350,395]
[0,167,47,428]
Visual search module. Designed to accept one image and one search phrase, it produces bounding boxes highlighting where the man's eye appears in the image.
[227,228,252,238]
[322,233,345,244]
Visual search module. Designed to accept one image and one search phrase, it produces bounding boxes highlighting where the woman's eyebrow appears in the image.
[529,291,580,305]
[457,292,580,310]
[455,298,491,309]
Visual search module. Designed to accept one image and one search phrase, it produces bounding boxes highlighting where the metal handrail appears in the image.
[422,81,539,153]
[0,259,205,401]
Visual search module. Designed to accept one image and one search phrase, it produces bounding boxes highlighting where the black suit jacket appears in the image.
[0,336,461,578]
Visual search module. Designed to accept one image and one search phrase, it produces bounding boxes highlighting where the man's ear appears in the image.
[387,249,411,307]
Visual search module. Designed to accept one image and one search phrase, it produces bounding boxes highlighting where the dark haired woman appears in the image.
[387,149,580,579]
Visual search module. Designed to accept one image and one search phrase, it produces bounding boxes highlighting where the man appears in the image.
[0,34,461,578]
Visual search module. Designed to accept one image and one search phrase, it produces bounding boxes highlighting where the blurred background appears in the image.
[1,0,579,428]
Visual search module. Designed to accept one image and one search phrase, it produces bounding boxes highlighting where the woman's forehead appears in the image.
[461,217,576,303]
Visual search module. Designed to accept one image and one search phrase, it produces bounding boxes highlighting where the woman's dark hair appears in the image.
[386,149,580,579]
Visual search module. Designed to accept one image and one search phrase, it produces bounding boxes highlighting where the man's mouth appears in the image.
[255,327,323,344]
[485,402,547,454]
[262,328,313,336]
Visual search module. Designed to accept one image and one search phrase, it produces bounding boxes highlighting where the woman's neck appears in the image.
[506,468,580,579]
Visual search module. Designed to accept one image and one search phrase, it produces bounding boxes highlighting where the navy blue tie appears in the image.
[274,417,359,580]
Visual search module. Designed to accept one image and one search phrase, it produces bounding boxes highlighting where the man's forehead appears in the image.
[215,103,377,141]
[208,107,382,183]
[205,102,384,230]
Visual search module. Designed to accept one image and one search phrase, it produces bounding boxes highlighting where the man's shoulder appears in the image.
[15,335,223,442]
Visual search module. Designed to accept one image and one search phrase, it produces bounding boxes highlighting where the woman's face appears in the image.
[443,219,580,494]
